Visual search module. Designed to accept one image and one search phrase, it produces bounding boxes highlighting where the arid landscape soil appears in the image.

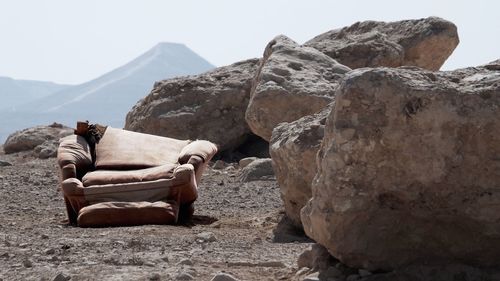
[0,147,313,281]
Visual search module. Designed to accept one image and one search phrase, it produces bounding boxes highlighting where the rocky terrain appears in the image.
[2,16,500,281]
[0,148,313,281]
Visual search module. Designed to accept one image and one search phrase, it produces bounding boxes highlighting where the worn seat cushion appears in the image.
[82,163,178,186]
[95,127,191,169]
[77,201,179,227]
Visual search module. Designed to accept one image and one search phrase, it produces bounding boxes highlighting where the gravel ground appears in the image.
[0,148,312,281]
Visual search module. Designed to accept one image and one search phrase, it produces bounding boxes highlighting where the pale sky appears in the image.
[0,0,498,84]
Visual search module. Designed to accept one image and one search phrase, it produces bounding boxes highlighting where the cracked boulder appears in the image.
[245,35,350,141]
[302,62,500,270]
[270,108,329,227]
[125,59,260,152]
[305,16,459,70]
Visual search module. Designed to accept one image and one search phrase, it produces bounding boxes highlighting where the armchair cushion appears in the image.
[82,163,178,186]
[95,127,190,169]
[77,201,179,227]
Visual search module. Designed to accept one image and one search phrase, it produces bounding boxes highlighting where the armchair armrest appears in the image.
[178,140,218,164]
[57,135,94,178]
[61,164,77,180]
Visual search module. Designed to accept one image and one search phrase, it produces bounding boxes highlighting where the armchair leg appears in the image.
[63,195,78,225]
[178,202,195,223]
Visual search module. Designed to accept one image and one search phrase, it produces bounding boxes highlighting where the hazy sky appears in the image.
[0,0,498,84]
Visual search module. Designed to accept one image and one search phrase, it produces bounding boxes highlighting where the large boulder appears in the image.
[245,35,350,141]
[270,108,329,227]
[305,17,459,70]
[301,63,500,270]
[3,123,73,155]
[125,59,260,152]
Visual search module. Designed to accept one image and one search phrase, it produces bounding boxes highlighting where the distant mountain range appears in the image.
[0,77,70,110]
[0,43,215,142]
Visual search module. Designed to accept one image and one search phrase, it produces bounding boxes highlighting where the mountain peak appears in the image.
[151,42,189,53]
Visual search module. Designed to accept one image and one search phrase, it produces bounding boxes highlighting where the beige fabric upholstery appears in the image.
[178,140,218,164]
[57,126,217,227]
[77,201,178,227]
[95,127,190,169]
[82,163,178,186]
[83,179,179,204]
[57,135,93,171]
[61,164,197,206]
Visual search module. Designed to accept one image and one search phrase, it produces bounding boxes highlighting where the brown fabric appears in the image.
[77,201,179,227]
[178,140,218,164]
[61,164,76,181]
[173,164,198,204]
[82,163,178,186]
[82,179,180,204]
[95,127,190,169]
[61,178,88,222]
[57,135,93,170]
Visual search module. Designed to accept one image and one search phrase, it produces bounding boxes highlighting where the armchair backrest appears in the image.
[95,127,191,170]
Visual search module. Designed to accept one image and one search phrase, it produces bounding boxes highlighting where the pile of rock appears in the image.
[121,16,500,274]
[267,16,459,228]
[8,15,498,277]
[3,123,73,159]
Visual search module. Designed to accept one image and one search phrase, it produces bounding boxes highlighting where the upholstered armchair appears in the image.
[57,125,217,227]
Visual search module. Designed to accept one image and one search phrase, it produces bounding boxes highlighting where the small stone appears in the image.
[213,160,225,170]
[41,234,49,239]
[302,272,320,281]
[175,272,194,281]
[23,259,33,268]
[295,267,311,276]
[149,273,161,281]
[196,232,217,243]
[238,157,257,168]
[210,272,240,281]
[44,248,56,255]
[177,258,194,266]
[358,269,372,277]
[238,158,274,182]
[346,274,360,281]
[52,272,71,281]
[319,266,343,279]
[144,261,156,267]
[0,160,12,167]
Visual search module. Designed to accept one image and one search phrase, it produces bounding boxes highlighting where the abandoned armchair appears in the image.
[56,123,217,227]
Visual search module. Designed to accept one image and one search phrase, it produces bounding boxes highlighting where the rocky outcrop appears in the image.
[305,17,459,70]
[302,64,500,270]
[270,108,329,227]
[125,59,260,152]
[245,35,350,141]
[3,123,73,156]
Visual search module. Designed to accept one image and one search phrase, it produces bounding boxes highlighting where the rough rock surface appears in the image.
[305,17,459,70]
[3,123,72,155]
[125,59,260,152]
[238,158,275,182]
[270,108,329,226]
[245,35,350,141]
[302,64,500,270]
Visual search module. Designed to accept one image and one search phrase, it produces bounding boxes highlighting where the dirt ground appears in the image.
[0,148,313,281]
